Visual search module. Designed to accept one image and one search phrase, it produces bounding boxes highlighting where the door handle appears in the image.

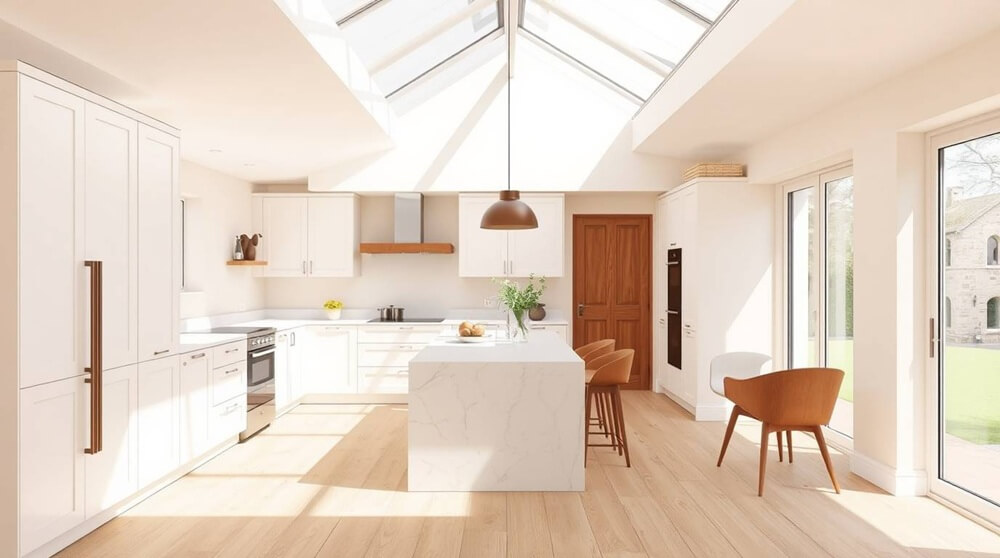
[84,260,103,454]
[666,310,679,315]
[310,260,314,274]
[302,261,307,275]
[577,304,585,317]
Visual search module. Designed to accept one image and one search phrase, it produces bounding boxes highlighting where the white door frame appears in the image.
[926,111,1000,528]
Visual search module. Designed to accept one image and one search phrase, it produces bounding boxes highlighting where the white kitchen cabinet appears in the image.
[179,350,211,464]
[275,329,304,414]
[458,194,507,277]
[259,197,308,277]
[19,376,87,555]
[253,194,359,277]
[458,193,564,278]
[84,104,139,371]
[303,325,357,394]
[289,328,304,402]
[17,76,86,389]
[137,356,181,488]
[137,124,180,362]
[526,323,568,342]
[209,397,246,445]
[507,194,565,277]
[85,364,139,519]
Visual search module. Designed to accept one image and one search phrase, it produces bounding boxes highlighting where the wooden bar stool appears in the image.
[576,339,615,439]
[584,349,634,467]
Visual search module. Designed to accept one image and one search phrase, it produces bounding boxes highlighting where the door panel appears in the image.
[85,364,138,518]
[508,194,565,277]
[261,197,308,277]
[137,356,181,488]
[308,196,356,277]
[458,194,507,277]
[18,76,86,389]
[85,104,138,370]
[574,215,652,389]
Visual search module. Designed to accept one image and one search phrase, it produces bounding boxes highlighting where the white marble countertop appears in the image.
[412,331,581,363]
[177,332,247,353]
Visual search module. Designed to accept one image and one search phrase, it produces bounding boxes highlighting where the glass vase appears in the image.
[511,308,529,343]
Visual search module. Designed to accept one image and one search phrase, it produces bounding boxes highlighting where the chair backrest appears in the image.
[589,349,635,386]
[575,339,615,366]
[723,368,845,426]
[709,352,772,396]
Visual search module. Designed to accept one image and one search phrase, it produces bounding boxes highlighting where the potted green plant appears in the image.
[323,299,343,320]
[494,275,546,342]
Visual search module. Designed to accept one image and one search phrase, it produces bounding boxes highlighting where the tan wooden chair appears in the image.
[585,349,635,467]
[717,367,845,496]
[576,339,615,439]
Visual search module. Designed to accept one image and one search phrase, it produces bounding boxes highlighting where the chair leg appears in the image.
[594,390,607,438]
[758,423,769,497]
[717,407,740,467]
[613,388,631,467]
[608,393,622,455]
[584,386,592,467]
[601,392,615,447]
[786,430,793,463]
[813,426,840,494]
[777,430,784,463]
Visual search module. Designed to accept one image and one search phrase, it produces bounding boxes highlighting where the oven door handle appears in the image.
[249,348,276,359]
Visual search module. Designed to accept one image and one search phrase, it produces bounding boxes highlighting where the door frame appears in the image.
[572,214,653,390]
[926,111,1000,527]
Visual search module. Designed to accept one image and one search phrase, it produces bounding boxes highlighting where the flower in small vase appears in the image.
[492,275,546,341]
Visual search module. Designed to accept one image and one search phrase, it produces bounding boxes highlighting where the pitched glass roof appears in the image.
[330,0,731,104]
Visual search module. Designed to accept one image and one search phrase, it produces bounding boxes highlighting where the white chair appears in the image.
[709,352,773,397]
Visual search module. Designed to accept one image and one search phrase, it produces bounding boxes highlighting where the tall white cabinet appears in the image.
[458,193,565,277]
[1,63,181,557]
[252,194,360,278]
[654,179,773,421]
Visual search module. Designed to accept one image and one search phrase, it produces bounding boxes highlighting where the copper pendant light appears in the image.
[481,32,538,230]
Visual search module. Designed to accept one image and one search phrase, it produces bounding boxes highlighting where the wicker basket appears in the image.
[683,163,745,181]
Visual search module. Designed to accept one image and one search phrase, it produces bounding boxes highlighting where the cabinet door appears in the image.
[303,326,357,394]
[137,356,181,488]
[458,194,508,277]
[308,196,357,277]
[680,327,697,405]
[20,376,86,554]
[179,351,211,463]
[527,324,568,342]
[85,364,138,518]
[18,76,86,389]
[508,194,565,277]
[137,124,179,361]
[260,197,308,277]
[289,329,304,401]
[274,332,291,411]
[84,104,139,370]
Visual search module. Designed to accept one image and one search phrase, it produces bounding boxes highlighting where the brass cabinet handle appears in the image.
[84,261,103,454]
[153,349,170,356]
[190,352,207,359]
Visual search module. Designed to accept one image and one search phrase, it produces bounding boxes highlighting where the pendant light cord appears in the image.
[507,46,512,193]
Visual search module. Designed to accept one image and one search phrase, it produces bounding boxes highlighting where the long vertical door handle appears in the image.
[84,260,103,454]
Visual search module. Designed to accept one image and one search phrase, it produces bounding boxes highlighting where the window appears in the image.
[946,238,952,266]
[785,166,854,437]
[989,298,1000,329]
[988,235,999,265]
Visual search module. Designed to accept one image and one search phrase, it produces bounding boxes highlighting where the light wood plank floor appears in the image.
[58,392,1000,557]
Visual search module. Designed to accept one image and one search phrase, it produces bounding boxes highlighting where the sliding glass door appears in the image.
[935,125,1000,512]
[785,167,854,437]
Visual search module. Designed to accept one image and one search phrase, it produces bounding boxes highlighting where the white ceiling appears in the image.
[0,0,394,183]
[633,0,1000,160]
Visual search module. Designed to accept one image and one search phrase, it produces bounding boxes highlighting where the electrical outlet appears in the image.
[483,297,497,308]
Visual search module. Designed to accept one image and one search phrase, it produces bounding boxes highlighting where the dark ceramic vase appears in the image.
[528,303,546,321]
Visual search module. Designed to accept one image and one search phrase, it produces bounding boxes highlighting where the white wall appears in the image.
[738,27,1000,495]
[308,38,691,192]
[261,190,657,324]
[179,160,266,317]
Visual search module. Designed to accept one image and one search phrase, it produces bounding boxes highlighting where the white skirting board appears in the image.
[850,452,928,496]
[657,390,728,421]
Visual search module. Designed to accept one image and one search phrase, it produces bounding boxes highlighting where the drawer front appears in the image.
[527,324,568,342]
[211,361,247,406]
[212,341,247,368]
[210,396,246,443]
[359,367,409,394]
[358,344,424,367]
[358,326,440,344]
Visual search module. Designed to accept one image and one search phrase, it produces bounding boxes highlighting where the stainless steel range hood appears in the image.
[359,193,454,254]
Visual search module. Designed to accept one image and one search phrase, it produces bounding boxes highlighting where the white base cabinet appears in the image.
[179,351,211,464]
[85,364,139,519]
[137,356,181,488]
[275,328,305,414]
[303,326,357,394]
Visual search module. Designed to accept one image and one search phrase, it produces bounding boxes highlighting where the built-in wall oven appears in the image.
[207,326,276,441]
[666,249,682,369]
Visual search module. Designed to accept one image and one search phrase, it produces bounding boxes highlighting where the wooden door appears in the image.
[261,197,308,277]
[84,103,138,370]
[137,124,179,361]
[573,215,651,390]
[307,196,356,277]
[17,75,86,389]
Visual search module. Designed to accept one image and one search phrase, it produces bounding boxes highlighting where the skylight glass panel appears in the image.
[335,0,501,95]
[677,0,732,21]
[521,0,710,101]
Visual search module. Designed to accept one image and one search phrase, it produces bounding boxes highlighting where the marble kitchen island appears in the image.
[407,331,585,491]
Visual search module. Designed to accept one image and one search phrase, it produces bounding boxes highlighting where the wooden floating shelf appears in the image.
[226,260,268,266]
[360,243,454,254]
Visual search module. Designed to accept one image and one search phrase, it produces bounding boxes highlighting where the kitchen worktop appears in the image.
[177,332,248,353]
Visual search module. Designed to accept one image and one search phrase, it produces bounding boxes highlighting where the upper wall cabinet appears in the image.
[252,194,359,278]
[458,193,564,278]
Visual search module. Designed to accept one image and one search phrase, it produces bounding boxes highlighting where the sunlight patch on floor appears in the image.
[306,486,471,518]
